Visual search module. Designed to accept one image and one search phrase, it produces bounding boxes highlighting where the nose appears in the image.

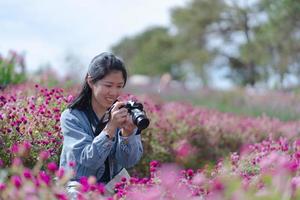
[109,87,120,96]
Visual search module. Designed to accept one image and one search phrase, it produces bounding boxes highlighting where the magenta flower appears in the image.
[212,178,224,191]
[150,160,160,168]
[187,169,194,177]
[11,143,19,154]
[12,157,22,167]
[68,161,76,168]
[79,176,89,192]
[38,171,51,186]
[174,139,196,159]
[23,168,33,180]
[47,162,58,172]
[129,177,139,184]
[0,183,6,191]
[22,141,32,151]
[285,160,298,173]
[55,168,65,179]
[121,177,127,182]
[39,151,50,161]
[54,193,68,200]
[96,183,105,195]
[11,175,22,189]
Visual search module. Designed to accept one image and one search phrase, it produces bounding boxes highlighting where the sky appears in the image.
[0,0,187,76]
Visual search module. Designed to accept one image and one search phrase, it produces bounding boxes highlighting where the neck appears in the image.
[91,98,106,119]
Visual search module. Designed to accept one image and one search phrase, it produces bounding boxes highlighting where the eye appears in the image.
[104,85,112,88]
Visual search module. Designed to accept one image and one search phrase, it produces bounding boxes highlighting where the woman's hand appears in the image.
[104,101,128,138]
[120,114,136,137]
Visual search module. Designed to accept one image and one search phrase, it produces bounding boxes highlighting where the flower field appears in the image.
[1,83,300,199]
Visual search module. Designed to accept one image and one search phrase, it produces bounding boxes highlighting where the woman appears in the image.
[59,52,143,197]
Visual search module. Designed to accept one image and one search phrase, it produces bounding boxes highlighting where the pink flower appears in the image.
[212,178,224,191]
[0,183,6,191]
[39,171,51,186]
[175,139,196,158]
[23,168,33,179]
[129,177,139,184]
[54,193,68,200]
[96,183,105,195]
[68,161,76,168]
[22,141,32,151]
[187,169,194,177]
[39,151,50,161]
[291,176,300,191]
[79,176,89,192]
[55,168,65,179]
[285,160,298,173]
[150,160,160,168]
[12,157,22,167]
[67,95,74,103]
[11,144,19,154]
[150,166,156,173]
[11,175,22,189]
[47,162,58,172]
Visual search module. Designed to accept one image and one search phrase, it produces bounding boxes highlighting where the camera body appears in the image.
[121,100,149,130]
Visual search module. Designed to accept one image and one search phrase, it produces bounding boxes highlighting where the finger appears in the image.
[111,101,125,112]
[116,112,128,122]
[127,114,133,122]
[113,108,128,117]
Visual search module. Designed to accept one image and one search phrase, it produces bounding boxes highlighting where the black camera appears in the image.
[121,100,150,130]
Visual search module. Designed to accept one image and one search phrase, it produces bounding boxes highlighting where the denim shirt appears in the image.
[59,108,143,183]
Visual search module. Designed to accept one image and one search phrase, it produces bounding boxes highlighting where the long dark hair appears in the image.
[68,52,127,110]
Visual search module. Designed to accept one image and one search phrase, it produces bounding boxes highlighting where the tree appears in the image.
[253,0,300,88]
[111,0,300,88]
[111,26,179,78]
[170,0,226,85]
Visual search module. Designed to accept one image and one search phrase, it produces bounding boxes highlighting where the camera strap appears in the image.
[83,102,114,137]
[83,102,115,184]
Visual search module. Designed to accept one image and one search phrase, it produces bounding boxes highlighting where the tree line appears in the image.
[111,0,300,88]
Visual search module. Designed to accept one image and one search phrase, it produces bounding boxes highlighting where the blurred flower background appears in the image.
[1,0,300,199]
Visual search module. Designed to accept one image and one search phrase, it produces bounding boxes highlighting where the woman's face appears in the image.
[89,71,125,111]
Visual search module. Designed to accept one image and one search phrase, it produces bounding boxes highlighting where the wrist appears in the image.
[103,124,116,139]
[120,128,135,137]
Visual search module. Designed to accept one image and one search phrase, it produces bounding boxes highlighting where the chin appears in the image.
[106,102,114,108]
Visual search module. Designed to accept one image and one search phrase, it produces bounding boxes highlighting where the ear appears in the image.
[86,75,93,89]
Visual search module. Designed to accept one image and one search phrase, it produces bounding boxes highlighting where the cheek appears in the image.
[94,87,106,98]
[116,89,122,96]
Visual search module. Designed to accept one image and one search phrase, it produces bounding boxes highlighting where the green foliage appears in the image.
[0,51,27,88]
[171,0,225,84]
[111,0,300,88]
[112,26,179,78]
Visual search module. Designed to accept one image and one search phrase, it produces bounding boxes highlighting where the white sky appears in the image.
[0,0,187,75]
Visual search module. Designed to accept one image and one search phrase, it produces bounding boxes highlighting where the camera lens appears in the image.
[131,109,150,130]
[135,116,150,130]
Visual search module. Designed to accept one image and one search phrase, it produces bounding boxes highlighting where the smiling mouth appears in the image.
[105,98,115,104]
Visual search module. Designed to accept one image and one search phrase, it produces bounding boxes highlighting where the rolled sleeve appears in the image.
[115,129,143,168]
